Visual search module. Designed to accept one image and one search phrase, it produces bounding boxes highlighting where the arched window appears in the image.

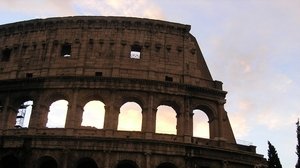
[193,109,210,138]
[1,155,19,168]
[116,160,139,168]
[155,105,177,135]
[81,100,105,129]
[46,100,68,128]
[117,102,142,131]
[38,156,58,168]
[77,157,98,168]
[1,48,11,62]
[157,162,177,168]
[15,100,33,128]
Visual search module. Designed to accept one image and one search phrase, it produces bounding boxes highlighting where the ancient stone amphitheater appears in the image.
[0,16,266,168]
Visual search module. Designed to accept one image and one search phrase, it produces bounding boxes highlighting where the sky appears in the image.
[1,0,300,167]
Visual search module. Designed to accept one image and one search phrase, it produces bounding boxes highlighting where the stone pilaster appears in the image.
[65,89,79,128]
[0,96,10,129]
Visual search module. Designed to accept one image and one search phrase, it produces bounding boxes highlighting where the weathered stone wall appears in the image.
[0,16,212,87]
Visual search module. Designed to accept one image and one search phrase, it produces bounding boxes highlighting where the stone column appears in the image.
[152,108,157,133]
[143,94,156,139]
[61,148,70,168]
[104,151,111,168]
[28,102,49,128]
[144,152,151,168]
[217,100,226,140]
[141,107,147,132]
[27,104,36,128]
[184,111,194,143]
[142,94,155,132]
[103,105,112,129]
[210,115,219,140]
[183,97,193,140]
[111,104,120,130]
[6,105,18,128]
[176,111,184,136]
[103,94,111,130]
[65,89,79,128]
[74,105,84,127]
[0,96,10,129]
[38,104,49,128]
[104,92,118,130]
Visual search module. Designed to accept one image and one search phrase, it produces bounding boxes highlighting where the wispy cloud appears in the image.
[0,0,75,17]
[230,114,250,139]
[0,0,164,21]
[75,0,164,19]
[256,111,282,130]
[228,100,253,138]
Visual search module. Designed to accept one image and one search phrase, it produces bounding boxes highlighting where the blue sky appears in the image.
[1,0,299,167]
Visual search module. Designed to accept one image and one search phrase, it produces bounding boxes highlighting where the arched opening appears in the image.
[155,105,177,135]
[15,100,33,128]
[193,109,210,138]
[1,48,11,62]
[38,156,58,168]
[81,100,105,129]
[77,157,98,168]
[117,102,142,131]
[157,162,177,168]
[46,100,68,128]
[116,160,138,168]
[1,155,19,168]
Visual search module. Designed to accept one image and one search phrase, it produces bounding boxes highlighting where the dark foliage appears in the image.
[296,120,300,168]
[267,141,282,168]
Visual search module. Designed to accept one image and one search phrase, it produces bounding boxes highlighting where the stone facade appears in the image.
[0,16,266,168]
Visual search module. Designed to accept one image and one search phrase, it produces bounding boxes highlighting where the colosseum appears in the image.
[0,16,266,168]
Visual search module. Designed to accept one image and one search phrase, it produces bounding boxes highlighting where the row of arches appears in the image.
[14,99,210,138]
[1,155,178,168]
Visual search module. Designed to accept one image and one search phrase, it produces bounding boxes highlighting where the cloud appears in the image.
[256,111,282,130]
[0,0,75,17]
[227,100,253,138]
[271,74,293,93]
[230,114,250,138]
[239,60,252,74]
[0,0,164,21]
[256,108,300,130]
[72,0,164,19]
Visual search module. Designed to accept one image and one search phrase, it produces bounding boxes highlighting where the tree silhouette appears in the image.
[267,141,282,168]
[296,119,300,168]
